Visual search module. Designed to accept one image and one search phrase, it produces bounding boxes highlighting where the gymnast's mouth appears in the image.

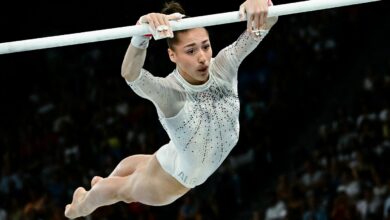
[197,66,208,72]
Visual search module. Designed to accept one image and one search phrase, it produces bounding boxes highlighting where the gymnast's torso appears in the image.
[127,31,262,187]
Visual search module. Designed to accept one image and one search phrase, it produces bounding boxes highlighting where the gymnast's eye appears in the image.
[186,48,196,55]
[202,44,210,50]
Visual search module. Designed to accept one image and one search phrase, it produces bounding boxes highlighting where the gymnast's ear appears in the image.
[168,48,177,63]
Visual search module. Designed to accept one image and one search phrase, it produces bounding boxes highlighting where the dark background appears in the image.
[0,0,389,219]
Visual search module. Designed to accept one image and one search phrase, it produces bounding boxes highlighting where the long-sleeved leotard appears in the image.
[127,30,268,188]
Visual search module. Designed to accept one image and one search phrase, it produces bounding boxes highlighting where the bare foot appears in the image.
[64,187,88,219]
[91,176,103,188]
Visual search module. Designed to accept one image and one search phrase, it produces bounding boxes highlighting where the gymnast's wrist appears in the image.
[131,35,151,49]
[131,18,153,49]
[251,29,269,38]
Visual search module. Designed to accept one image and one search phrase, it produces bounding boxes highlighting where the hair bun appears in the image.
[161,1,186,15]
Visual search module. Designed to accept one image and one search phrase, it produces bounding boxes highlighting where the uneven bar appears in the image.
[0,0,379,55]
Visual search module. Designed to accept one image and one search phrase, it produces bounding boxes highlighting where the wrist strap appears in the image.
[131,36,151,49]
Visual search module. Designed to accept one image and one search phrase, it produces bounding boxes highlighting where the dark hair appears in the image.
[161,1,185,15]
[161,1,186,49]
[161,1,208,50]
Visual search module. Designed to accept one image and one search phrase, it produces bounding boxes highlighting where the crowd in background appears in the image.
[260,61,390,220]
[0,1,388,219]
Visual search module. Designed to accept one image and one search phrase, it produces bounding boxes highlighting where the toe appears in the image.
[91,176,103,187]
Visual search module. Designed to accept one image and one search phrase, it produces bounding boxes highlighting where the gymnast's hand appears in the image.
[137,12,184,40]
[239,0,278,33]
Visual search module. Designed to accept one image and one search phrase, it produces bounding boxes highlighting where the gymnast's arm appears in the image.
[121,14,156,82]
[121,40,148,82]
[121,13,183,82]
[212,0,277,82]
[121,14,155,82]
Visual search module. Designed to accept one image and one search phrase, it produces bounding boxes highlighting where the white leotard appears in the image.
[127,30,268,188]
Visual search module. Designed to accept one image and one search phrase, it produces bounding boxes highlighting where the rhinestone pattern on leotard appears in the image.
[128,30,268,187]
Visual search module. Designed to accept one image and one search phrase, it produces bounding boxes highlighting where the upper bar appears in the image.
[0,0,379,55]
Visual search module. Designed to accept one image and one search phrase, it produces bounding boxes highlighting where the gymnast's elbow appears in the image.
[121,66,130,79]
[121,47,146,82]
[121,56,143,81]
[121,67,140,82]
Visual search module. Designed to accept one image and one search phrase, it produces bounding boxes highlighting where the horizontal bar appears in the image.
[0,0,379,55]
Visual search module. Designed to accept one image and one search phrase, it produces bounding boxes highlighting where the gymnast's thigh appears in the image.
[126,154,190,206]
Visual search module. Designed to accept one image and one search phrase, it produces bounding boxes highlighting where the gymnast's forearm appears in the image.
[121,38,148,82]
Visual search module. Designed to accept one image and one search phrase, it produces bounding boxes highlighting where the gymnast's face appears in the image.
[168,28,212,85]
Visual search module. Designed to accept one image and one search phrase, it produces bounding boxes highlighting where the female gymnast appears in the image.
[65,0,277,218]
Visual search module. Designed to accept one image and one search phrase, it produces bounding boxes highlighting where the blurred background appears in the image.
[0,0,389,219]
